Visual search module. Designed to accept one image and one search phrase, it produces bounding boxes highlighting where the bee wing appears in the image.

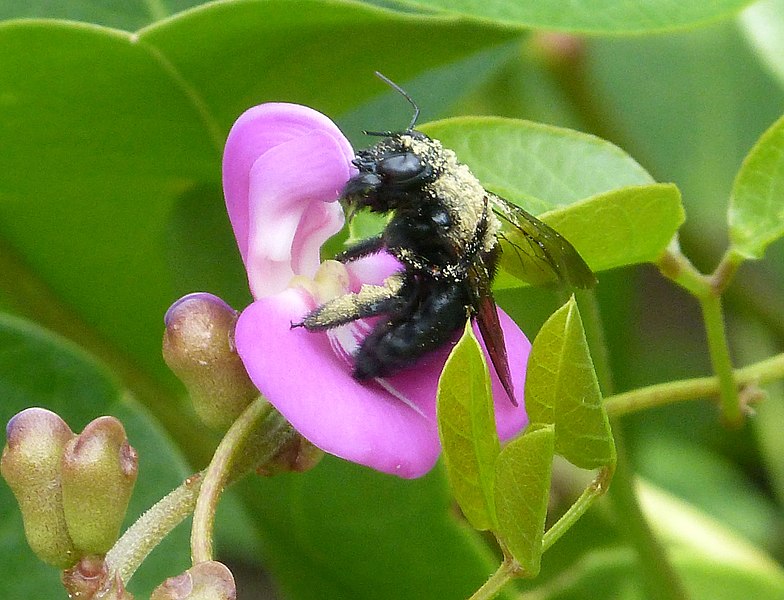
[469,257,518,406]
[490,195,597,289]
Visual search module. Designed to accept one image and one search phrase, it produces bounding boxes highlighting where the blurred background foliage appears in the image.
[1,0,783,598]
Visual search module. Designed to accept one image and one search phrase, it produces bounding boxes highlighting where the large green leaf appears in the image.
[494,425,554,577]
[388,0,754,33]
[524,297,615,470]
[498,184,684,283]
[586,22,784,253]
[0,0,209,30]
[728,113,784,259]
[420,118,681,277]
[0,5,525,599]
[422,117,654,211]
[236,458,508,600]
[740,0,784,89]
[437,324,500,531]
[541,547,784,600]
[0,313,191,598]
[0,3,517,388]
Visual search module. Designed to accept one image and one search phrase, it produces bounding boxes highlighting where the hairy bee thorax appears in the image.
[367,132,503,259]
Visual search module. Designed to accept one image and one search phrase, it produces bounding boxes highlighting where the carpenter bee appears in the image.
[294,73,595,404]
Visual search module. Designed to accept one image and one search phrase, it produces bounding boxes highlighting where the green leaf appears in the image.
[524,297,615,470]
[728,113,784,259]
[586,23,784,249]
[422,117,654,211]
[539,546,784,600]
[498,184,685,283]
[236,458,509,600]
[421,118,682,277]
[389,0,754,34]
[740,0,784,88]
[0,0,517,447]
[0,313,191,598]
[437,323,500,531]
[0,0,208,30]
[493,425,554,577]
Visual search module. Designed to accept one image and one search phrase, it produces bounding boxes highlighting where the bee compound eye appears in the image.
[341,171,383,199]
[377,152,431,187]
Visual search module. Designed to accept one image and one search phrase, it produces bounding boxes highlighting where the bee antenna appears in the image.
[374,71,420,132]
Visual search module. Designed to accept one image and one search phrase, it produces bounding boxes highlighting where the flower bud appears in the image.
[150,561,236,600]
[1,408,77,567]
[163,293,259,430]
[61,416,138,555]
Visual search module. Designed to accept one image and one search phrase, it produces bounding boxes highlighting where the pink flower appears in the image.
[223,103,530,478]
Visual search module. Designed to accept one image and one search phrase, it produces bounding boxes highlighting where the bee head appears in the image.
[341,132,435,213]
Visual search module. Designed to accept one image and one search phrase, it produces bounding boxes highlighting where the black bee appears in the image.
[294,73,595,404]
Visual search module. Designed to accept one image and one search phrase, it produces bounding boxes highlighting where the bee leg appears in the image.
[334,233,385,263]
[292,272,409,331]
[353,280,470,379]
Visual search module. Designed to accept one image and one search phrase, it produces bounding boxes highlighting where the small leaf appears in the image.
[728,113,784,259]
[498,184,685,283]
[494,424,554,577]
[437,323,500,531]
[525,297,616,470]
[388,0,754,34]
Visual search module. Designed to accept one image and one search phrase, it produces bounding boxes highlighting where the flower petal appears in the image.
[235,288,442,478]
[222,103,355,296]
[234,280,530,478]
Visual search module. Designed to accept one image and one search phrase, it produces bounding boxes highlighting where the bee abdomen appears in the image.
[353,281,470,380]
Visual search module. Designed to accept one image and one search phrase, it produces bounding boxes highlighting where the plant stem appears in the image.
[542,466,613,553]
[574,290,688,600]
[700,294,743,426]
[468,559,519,600]
[607,427,689,600]
[604,352,784,417]
[105,473,203,584]
[190,398,294,563]
[656,245,742,426]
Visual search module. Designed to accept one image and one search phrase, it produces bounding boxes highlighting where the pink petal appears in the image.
[222,103,355,296]
[235,288,441,478]
[234,281,530,478]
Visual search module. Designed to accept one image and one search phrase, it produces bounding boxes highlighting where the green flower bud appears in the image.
[150,561,236,600]
[1,408,77,567]
[61,416,138,555]
[163,293,259,431]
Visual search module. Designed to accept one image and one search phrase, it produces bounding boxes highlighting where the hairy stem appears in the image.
[106,473,203,584]
[191,398,295,563]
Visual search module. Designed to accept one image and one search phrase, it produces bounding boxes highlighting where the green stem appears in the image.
[542,466,614,553]
[105,473,202,584]
[574,290,688,600]
[700,294,742,426]
[603,351,784,417]
[607,428,689,600]
[656,245,742,426]
[468,559,519,600]
[191,398,295,563]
